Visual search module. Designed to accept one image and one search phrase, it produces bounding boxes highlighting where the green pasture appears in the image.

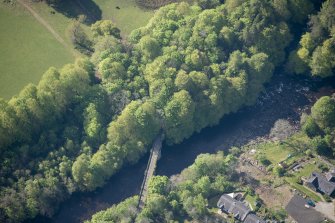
[0,0,157,99]
[261,143,292,164]
[255,133,312,165]
[93,0,155,35]
[0,3,73,99]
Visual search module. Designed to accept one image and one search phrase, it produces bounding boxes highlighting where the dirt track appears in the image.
[17,0,68,48]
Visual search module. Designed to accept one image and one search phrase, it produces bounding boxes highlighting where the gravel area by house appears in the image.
[315,201,335,221]
[286,194,324,223]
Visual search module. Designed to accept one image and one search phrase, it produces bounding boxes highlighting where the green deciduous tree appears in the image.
[311,96,335,132]
[83,103,103,145]
[68,20,93,55]
[91,20,121,39]
[290,0,335,77]
[164,90,195,144]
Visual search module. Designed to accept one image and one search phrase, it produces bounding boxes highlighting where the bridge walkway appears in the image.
[137,133,164,209]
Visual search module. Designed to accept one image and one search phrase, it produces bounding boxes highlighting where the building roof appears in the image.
[244,213,266,223]
[217,194,251,221]
[306,172,335,196]
[217,194,266,223]
[228,192,244,201]
[306,175,318,188]
[326,169,335,182]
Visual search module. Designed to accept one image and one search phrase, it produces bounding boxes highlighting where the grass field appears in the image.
[0,0,158,99]
[29,2,81,47]
[0,2,74,99]
[35,0,156,37]
[31,0,156,39]
[255,142,293,164]
[93,0,155,35]
[255,133,312,165]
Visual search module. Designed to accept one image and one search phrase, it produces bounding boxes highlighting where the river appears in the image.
[31,73,334,223]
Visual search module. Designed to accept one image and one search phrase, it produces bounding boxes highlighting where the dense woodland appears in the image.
[0,0,334,222]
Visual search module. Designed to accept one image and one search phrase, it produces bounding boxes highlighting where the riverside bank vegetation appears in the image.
[85,92,335,223]
[0,0,334,222]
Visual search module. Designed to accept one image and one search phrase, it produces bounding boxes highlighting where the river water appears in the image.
[32,73,334,223]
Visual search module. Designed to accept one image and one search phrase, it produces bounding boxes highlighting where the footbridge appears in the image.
[137,133,164,209]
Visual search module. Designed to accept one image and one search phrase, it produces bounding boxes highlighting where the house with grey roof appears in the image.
[244,213,266,223]
[326,169,335,182]
[305,172,335,196]
[217,194,265,223]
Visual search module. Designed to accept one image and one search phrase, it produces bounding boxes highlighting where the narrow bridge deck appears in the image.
[138,133,163,209]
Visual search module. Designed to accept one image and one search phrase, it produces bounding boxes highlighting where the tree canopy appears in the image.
[0,0,324,222]
[288,0,335,77]
[302,95,335,157]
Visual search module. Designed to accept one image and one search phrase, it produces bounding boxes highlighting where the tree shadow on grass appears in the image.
[48,0,102,25]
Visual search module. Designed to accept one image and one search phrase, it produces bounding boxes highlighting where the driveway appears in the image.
[286,195,324,223]
[315,201,335,221]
